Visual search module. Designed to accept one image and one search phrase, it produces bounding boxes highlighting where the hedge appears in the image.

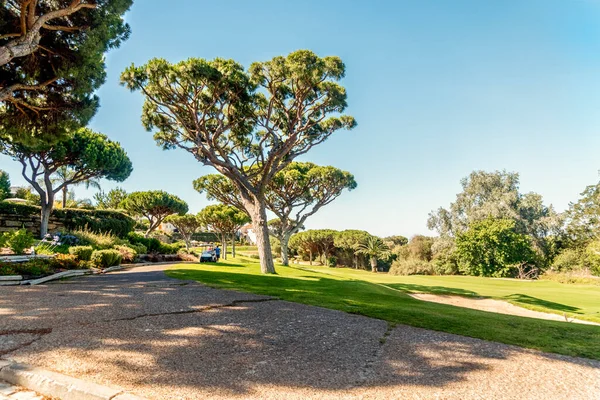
[0,202,135,237]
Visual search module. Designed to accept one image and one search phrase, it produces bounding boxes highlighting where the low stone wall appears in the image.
[0,212,65,236]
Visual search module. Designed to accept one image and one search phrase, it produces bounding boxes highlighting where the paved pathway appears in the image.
[0,265,599,399]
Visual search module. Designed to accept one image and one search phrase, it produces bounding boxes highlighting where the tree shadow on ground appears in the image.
[505,293,581,314]
[0,267,598,398]
[384,282,480,297]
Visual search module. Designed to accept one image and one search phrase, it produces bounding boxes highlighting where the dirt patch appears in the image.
[408,293,600,326]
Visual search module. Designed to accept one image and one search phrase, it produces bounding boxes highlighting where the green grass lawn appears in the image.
[166,257,600,360]
[297,265,600,323]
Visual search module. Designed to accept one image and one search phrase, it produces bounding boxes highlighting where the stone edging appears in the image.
[0,359,147,400]
[0,260,200,286]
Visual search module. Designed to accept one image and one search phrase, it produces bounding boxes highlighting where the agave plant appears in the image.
[355,236,391,273]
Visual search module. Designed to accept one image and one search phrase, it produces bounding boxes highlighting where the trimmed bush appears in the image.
[69,246,94,261]
[128,243,147,255]
[91,250,122,268]
[127,232,161,253]
[389,258,434,276]
[114,245,137,263]
[0,202,134,237]
[159,242,183,255]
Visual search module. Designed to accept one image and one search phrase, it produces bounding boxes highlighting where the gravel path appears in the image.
[409,292,600,325]
[0,265,599,399]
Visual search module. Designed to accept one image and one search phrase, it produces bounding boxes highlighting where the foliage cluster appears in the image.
[90,249,122,268]
[0,228,35,254]
[68,246,94,261]
[0,201,134,237]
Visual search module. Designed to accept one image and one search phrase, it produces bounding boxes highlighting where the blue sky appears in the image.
[2,0,600,237]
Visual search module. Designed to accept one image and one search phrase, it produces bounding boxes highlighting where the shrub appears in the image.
[0,232,7,248]
[12,259,53,277]
[114,245,137,263]
[389,259,434,276]
[159,242,183,254]
[127,232,161,253]
[178,250,198,262]
[327,256,338,267]
[0,263,17,275]
[51,254,80,270]
[0,202,134,237]
[541,270,600,286]
[128,243,147,255]
[432,253,459,275]
[5,229,35,254]
[551,249,584,272]
[69,246,94,261]
[72,228,128,250]
[90,250,122,268]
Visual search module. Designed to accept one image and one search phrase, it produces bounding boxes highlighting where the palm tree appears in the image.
[53,166,101,208]
[355,236,392,273]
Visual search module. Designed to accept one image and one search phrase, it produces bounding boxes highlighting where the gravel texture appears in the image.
[1,265,599,399]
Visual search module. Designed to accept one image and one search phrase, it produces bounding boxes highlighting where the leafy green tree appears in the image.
[120,191,188,238]
[164,214,202,250]
[0,169,10,200]
[384,235,408,247]
[0,128,132,237]
[334,229,372,268]
[122,50,356,274]
[428,170,562,266]
[198,204,249,260]
[455,218,535,277]
[264,163,355,265]
[355,236,392,273]
[289,229,338,266]
[195,162,356,266]
[289,230,322,265]
[565,182,600,248]
[94,187,127,209]
[0,0,132,142]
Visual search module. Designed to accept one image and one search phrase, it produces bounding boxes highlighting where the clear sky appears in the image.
[2,0,600,238]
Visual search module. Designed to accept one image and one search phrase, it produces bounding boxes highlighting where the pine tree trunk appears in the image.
[280,232,291,266]
[221,234,227,260]
[232,234,236,258]
[247,198,275,274]
[39,193,54,238]
[309,249,313,266]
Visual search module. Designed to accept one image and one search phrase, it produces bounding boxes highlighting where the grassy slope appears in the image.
[166,257,600,360]
[299,266,600,323]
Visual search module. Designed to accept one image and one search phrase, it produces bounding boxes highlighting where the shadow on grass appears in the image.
[505,293,581,314]
[385,282,480,297]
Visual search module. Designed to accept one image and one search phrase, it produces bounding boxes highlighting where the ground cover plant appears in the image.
[166,257,600,360]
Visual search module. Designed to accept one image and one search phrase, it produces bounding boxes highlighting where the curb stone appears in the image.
[0,360,147,400]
